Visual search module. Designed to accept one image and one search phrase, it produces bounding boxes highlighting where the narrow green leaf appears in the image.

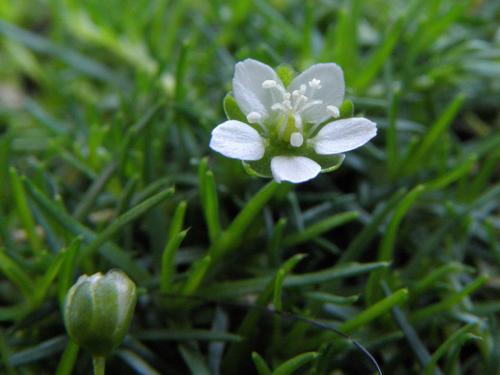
[404,94,465,172]
[9,336,67,366]
[203,171,221,243]
[80,187,175,259]
[282,211,359,248]
[116,349,161,375]
[57,237,82,307]
[32,251,65,308]
[305,292,359,306]
[387,89,400,176]
[267,217,287,266]
[273,254,307,311]
[0,305,30,322]
[178,345,211,375]
[181,255,212,295]
[73,161,117,220]
[426,155,476,191]
[412,262,469,296]
[175,39,190,102]
[339,288,409,334]
[201,262,389,299]
[340,188,406,263]
[423,324,478,375]
[0,248,34,299]
[411,275,489,322]
[160,229,188,293]
[23,177,149,281]
[0,329,16,375]
[168,201,187,240]
[353,19,404,91]
[135,329,241,342]
[55,341,79,375]
[252,352,272,375]
[366,185,425,303]
[272,352,319,375]
[9,167,42,254]
[0,20,118,83]
[184,181,280,295]
[382,283,434,371]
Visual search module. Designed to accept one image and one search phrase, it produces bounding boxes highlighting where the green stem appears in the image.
[92,356,106,375]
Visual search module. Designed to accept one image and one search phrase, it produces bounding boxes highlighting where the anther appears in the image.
[247,112,262,123]
[299,84,307,94]
[290,132,304,147]
[262,80,277,89]
[271,103,285,112]
[309,78,321,89]
[327,105,340,118]
[283,100,292,110]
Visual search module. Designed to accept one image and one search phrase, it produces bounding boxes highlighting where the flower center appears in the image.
[260,78,337,147]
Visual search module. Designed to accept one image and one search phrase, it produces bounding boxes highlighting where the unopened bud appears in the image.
[64,270,137,357]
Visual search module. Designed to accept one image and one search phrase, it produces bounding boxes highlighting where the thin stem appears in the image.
[92,356,106,375]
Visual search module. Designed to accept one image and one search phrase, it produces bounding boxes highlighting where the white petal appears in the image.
[289,63,344,124]
[209,120,265,161]
[233,59,283,118]
[271,156,321,183]
[311,118,377,155]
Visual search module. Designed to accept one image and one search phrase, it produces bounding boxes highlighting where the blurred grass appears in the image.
[0,0,499,374]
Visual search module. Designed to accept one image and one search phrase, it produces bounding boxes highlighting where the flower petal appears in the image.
[209,120,265,161]
[311,118,377,155]
[270,156,321,183]
[289,63,344,124]
[233,59,283,118]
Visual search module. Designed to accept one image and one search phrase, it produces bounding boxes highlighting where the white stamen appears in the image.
[299,84,307,94]
[294,113,302,129]
[290,132,304,147]
[283,92,291,100]
[292,90,301,98]
[309,78,321,89]
[299,99,323,113]
[292,95,307,112]
[247,112,262,123]
[272,103,286,112]
[327,105,340,118]
[262,80,277,88]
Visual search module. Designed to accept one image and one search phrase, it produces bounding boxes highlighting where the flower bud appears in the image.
[64,269,137,357]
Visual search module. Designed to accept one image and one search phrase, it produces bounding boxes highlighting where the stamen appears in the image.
[294,113,302,129]
[292,95,308,112]
[290,132,304,147]
[262,80,277,89]
[327,105,340,118]
[309,78,322,89]
[278,115,288,137]
[299,84,307,94]
[247,112,262,123]
[272,103,286,112]
[299,99,323,113]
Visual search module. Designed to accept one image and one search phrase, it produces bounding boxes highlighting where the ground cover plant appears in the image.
[0,0,499,374]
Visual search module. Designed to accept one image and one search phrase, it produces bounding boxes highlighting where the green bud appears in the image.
[64,269,137,357]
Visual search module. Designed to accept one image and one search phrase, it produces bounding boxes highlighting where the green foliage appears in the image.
[0,0,498,374]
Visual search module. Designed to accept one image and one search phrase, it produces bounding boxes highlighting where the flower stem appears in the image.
[92,356,106,375]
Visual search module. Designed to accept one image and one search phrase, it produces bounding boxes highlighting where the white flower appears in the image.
[209,59,377,183]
